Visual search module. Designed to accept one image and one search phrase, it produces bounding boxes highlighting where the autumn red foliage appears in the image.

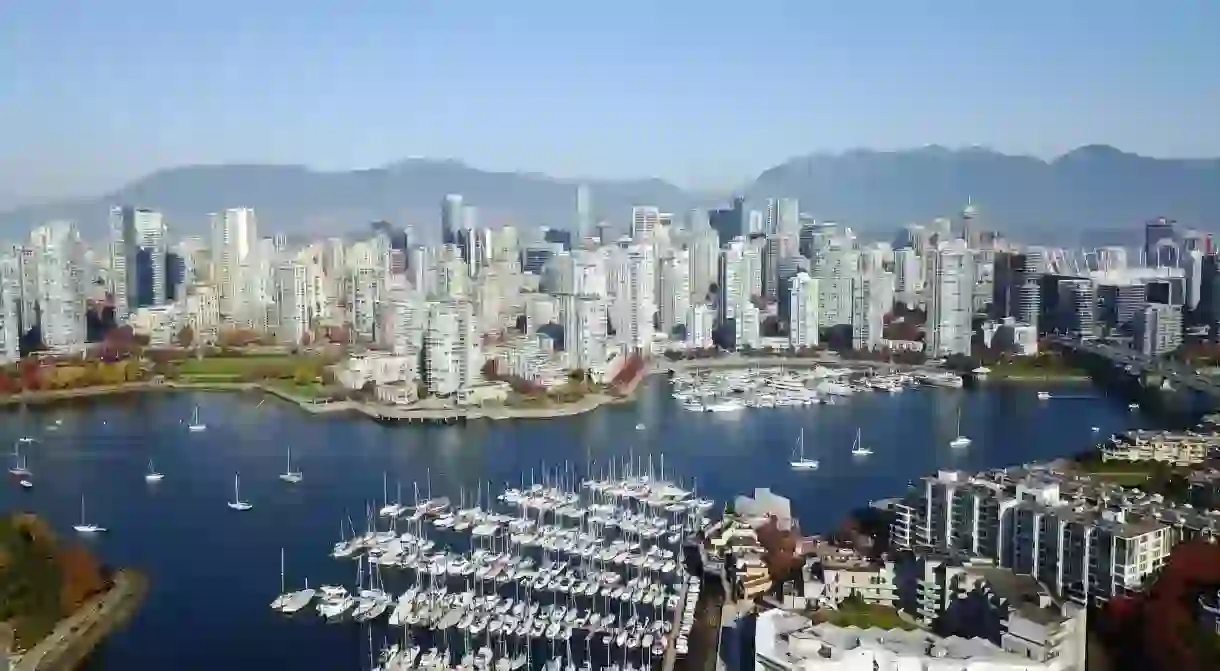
[1095,540,1220,670]
[56,545,107,611]
[609,354,644,390]
[754,516,803,582]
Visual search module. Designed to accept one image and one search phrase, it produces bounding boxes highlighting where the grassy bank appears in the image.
[0,514,110,649]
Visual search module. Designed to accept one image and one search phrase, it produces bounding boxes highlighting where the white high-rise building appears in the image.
[210,208,259,320]
[788,272,820,349]
[928,239,975,357]
[851,275,885,351]
[659,252,691,337]
[274,262,309,345]
[30,221,86,351]
[0,252,19,363]
[736,303,761,349]
[571,250,607,297]
[564,295,607,372]
[390,286,426,360]
[612,247,655,351]
[718,237,749,323]
[108,206,133,318]
[765,198,800,237]
[687,228,720,302]
[811,243,859,330]
[894,247,923,307]
[630,206,660,242]
[686,303,715,349]
[425,299,481,396]
[576,185,592,241]
[348,266,381,342]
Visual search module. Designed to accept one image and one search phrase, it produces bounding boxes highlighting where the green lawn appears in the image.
[815,600,918,631]
[177,356,298,376]
[265,379,331,399]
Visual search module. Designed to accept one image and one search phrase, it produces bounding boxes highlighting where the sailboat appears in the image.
[278,446,303,484]
[227,473,253,510]
[271,548,316,613]
[144,459,164,482]
[850,428,873,456]
[789,428,819,471]
[188,405,207,432]
[949,408,972,448]
[8,442,31,477]
[73,496,108,533]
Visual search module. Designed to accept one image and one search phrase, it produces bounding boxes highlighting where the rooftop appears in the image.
[757,610,1043,669]
[965,568,1065,627]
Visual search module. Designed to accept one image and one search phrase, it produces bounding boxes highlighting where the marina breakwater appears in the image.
[12,570,148,671]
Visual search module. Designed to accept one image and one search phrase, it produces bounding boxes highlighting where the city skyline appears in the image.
[2,0,1217,203]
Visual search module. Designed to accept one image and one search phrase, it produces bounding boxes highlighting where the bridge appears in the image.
[1046,335,1220,415]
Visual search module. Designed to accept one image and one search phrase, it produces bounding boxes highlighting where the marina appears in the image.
[669,366,964,412]
[280,458,712,671]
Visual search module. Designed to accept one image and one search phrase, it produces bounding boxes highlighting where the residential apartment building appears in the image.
[891,468,1174,605]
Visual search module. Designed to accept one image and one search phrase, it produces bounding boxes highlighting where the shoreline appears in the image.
[12,569,148,671]
[0,372,650,423]
[0,363,1093,421]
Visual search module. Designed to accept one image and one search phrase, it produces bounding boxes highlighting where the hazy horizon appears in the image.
[2,0,1217,204]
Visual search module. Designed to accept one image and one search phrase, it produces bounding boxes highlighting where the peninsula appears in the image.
[0,513,146,670]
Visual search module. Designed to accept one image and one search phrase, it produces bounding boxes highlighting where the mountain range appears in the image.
[1,145,1217,246]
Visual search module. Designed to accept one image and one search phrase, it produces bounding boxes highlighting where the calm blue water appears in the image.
[0,378,1148,670]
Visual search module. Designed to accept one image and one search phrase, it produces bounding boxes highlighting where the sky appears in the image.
[1,0,1217,204]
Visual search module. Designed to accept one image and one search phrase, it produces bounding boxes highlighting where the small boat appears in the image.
[789,428,819,471]
[144,459,164,482]
[1036,391,1051,400]
[850,427,872,456]
[1128,402,1140,411]
[949,408,972,448]
[635,423,645,431]
[278,446,303,484]
[72,495,107,533]
[1091,426,1100,433]
[227,473,253,511]
[19,479,33,489]
[188,405,207,432]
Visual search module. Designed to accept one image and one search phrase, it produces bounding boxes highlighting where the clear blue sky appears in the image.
[1,0,1217,203]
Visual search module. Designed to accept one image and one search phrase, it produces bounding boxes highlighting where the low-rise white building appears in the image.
[333,353,414,390]
[755,610,1065,671]
[127,305,182,346]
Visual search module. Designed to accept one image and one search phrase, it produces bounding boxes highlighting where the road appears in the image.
[1050,336,1220,396]
[14,571,141,671]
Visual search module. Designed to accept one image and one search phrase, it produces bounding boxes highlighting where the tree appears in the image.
[293,362,318,385]
[176,325,195,348]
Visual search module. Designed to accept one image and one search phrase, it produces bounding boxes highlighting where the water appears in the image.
[0,378,1149,670]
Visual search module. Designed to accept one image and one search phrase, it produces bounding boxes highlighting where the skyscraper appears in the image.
[442,194,463,246]
[1144,217,1176,267]
[630,206,660,242]
[576,185,592,241]
[30,221,86,351]
[209,208,259,320]
[927,239,975,357]
[788,272,820,350]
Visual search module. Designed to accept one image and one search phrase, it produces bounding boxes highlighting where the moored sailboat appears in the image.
[789,428,819,471]
[227,473,253,511]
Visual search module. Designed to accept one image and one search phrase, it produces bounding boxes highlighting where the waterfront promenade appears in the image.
[12,570,147,671]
